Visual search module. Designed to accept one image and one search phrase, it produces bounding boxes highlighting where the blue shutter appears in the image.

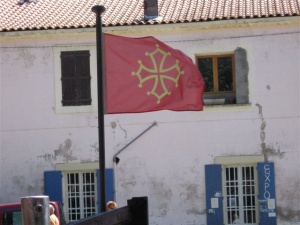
[44,171,63,204]
[205,164,223,225]
[96,169,114,212]
[257,162,277,225]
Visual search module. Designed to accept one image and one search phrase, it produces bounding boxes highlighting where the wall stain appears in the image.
[256,103,285,161]
[41,51,50,66]
[276,178,300,222]
[186,208,202,215]
[12,176,26,189]
[37,138,77,164]
[37,153,56,165]
[12,175,40,195]
[120,180,137,187]
[110,120,127,138]
[118,122,128,139]
[19,48,35,68]
[1,49,10,64]
[150,181,173,200]
[277,207,300,222]
[53,138,77,161]
[26,180,40,194]
[90,142,99,159]
[110,121,117,129]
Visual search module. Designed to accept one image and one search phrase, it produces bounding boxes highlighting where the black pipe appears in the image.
[91,5,106,213]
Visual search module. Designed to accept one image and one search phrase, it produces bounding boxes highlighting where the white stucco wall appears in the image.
[0,17,299,225]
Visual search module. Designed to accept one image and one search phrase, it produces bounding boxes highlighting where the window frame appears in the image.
[196,47,250,106]
[223,164,259,225]
[64,170,98,222]
[60,50,92,107]
[56,162,99,223]
[45,164,115,224]
[215,155,264,225]
[54,45,98,113]
[197,54,236,94]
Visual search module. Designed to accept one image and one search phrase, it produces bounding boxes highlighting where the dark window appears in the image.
[3,211,22,225]
[61,51,91,106]
[197,54,236,105]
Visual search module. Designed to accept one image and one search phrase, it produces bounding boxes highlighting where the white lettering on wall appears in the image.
[264,164,271,199]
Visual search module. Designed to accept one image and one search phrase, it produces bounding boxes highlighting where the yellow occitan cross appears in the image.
[132,44,184,104]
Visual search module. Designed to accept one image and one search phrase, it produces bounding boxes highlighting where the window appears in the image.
[61,51,91,106]
[198,55,235,93]
[3,211,22,225]
[44,163,115,223]
[54,46,98,113]
[224,165,258,224]
[66,171,97,222]
[205,156,277,225]
[197,48,249,106]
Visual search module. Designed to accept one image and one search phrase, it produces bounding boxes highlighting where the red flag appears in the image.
[104,34,205,114]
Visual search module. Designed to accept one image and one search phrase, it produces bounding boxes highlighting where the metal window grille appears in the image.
[224,165,258,225]
[66,171,97,222]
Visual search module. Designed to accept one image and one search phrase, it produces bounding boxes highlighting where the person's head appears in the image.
[49,204,55,215]
[106,201,117,211]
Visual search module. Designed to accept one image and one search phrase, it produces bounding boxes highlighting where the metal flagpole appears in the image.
[91,5,106,213]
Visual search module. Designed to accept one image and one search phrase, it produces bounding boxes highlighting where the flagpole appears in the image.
[92,5,106,213]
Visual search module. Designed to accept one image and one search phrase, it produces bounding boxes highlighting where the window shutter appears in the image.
[96,169,115,212]
[205,164,223,225]
[60,51,91,106]
[257,162,277,225]
[44,171,63,204]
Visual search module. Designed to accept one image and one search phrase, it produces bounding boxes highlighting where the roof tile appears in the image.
[1,0,299,32]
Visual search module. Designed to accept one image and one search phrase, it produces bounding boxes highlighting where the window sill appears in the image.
[55,105,97,114]
[203,103,251,109]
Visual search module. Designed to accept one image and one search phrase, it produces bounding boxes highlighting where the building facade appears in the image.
[1,1,299,225]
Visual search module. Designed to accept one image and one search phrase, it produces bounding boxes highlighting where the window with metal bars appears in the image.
[65,171,97,222]
[224,165,258,225]
[60,51,92,106]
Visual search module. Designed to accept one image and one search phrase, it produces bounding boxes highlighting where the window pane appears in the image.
[218,56,233,91]
[198,58,214,92]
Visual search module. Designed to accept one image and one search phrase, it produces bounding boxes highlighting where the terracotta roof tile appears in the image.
[1,0,299,32]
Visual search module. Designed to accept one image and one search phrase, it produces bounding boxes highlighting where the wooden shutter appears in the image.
[60,51,91,106]
[96,169,115,212]
[257,162,277,225]
[205,164,223,225]
[44,171,63,204]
